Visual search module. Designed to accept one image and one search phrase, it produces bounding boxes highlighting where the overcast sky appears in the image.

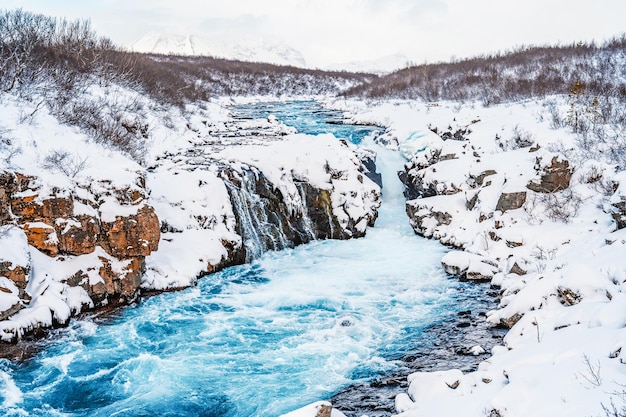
[4,0,626,67]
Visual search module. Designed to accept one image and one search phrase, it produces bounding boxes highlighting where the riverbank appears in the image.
[301,97,626,417]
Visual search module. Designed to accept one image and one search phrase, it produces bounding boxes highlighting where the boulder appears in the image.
[527,156,572,193]
[496,191,527,213]
[468,170,497,188]
[91,256,144,305]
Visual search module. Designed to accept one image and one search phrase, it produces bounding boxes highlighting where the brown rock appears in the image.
[93,256,144,304]
[11,193,41,220]
[315,404,332,417]
[0,301,23,321]
[100,205,160,258]
[500,313,523,329]
[0,261,29,293]
[56,215,100,255]
[496,192,527,213]
[41,197,74,220]
[527,157,572,193]
[509,262,527,276]
[557,287,581,306]
[21,222,58,256]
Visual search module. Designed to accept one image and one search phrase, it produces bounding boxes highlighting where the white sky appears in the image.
[3,0,626,68]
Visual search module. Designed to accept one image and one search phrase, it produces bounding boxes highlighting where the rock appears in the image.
[441,251,497,281]
[0,262,29,294]
[11,193,40,220]
[611,200,626,230]
[315,404,332,417]
[0,301,22,321]
[357,148,382,188]
[509,262,527,276]
[56,215,100,255]
[100,205,160,258]
[21,222,58,256]
[527,156,572,193]
[395,393,415,413]
[499,312,523,328]
[91,256,144,305]
[557,286,582,306]
[41,197,74,220]
[468,170,497,188]
[466,260,497,282]
[496,191,527,212]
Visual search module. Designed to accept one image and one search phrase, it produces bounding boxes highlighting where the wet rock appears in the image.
[358,148,382,189]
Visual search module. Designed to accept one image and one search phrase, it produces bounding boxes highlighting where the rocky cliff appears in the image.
[0,169,161,341]
[0,132,381,342]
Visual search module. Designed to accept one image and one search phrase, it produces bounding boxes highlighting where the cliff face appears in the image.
[0,170,161,341]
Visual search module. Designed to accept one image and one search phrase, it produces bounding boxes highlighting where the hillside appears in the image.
[343,37,626,104]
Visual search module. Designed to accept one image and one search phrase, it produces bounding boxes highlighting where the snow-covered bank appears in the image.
[0,91,380,343]
[301,98,626,416]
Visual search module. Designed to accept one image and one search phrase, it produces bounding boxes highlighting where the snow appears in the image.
[279,401,346,417]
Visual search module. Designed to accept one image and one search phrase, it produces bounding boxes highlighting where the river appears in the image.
[0,100,489,417]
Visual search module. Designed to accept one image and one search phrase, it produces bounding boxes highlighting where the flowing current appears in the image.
[1,101,478,416]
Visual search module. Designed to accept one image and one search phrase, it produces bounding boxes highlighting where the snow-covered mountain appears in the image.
[326,53,410,74]
[130,33,307,68]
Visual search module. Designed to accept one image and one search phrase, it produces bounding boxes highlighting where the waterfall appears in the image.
[223,168,319,262]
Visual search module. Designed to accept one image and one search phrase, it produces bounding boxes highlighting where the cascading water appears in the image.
[0,101,489,417]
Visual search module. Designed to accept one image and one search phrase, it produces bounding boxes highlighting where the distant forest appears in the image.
[342,37,626,104]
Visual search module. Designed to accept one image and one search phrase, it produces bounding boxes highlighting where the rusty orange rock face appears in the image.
[56,215,100,256]
[101,205,160,258]
[21,222,59,256]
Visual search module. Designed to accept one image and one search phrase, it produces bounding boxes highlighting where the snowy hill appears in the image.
[130,33,307,68]
[326,53,410,74]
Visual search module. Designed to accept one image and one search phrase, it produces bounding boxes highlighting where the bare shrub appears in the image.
[42,149,89,178]
[525,189,583,224]
[498,124,535,150]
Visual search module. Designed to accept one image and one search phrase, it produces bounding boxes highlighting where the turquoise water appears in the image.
[0,101,478,417]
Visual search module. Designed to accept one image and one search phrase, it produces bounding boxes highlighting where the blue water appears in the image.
[0,101,479,417]
[233,100,381,144]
